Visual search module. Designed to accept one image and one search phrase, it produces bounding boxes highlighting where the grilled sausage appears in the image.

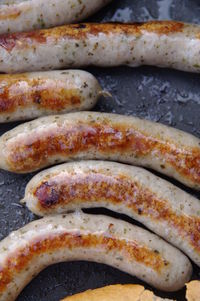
[0,0,112,34]
[0,212,192,301]
[1,22,200,73]
[61,284,172,301]
[0,70,101,123]
[0,112,199,189]
[22,160,200,267]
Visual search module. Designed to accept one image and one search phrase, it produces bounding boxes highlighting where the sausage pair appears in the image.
[22,160,200,267]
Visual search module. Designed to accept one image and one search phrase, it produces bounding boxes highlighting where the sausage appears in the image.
[0,212,192,301]
[0,0,112,34]
[0,112,199,189]
[0,70,101,123]
[61,284,172,301]
[22,160,200,267]
[1,22,200,73]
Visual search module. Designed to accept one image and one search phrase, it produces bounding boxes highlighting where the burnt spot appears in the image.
[0,30,46,51]
[0,98,10,111]
[35,182,59,207]
[160,164,166,169]
[74,24,87,29]
[0,34,16,51]
[33,94,41,104]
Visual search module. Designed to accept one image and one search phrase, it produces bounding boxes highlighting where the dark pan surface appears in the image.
[0,1,199,300]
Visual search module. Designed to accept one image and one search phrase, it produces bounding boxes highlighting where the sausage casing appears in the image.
[23,160,200,266]
[0,0,112,34]
[0,112,199,189]
[1,22,200,73]
[0,213,192,301]
[0,70,101,122]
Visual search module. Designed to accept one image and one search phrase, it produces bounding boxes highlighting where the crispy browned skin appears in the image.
[0,22,185,52]
[34,171,200,255]
[7,121,200,185]
[0,74,80,114]
[0,232,166,294]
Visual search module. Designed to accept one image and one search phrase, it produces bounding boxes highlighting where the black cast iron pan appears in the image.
[0,1,199,300]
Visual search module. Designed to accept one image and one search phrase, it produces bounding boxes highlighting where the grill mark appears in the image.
[7,121,200,185]
[34,172,200,253]
[0,231,167,293]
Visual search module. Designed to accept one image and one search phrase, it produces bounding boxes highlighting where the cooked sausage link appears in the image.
[0,213,192,301]
[0,112,199,189]
[1,22,200,73]
[0,70,101,123]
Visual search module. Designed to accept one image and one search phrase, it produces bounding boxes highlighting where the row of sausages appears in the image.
[0,117,199,300]
[0,1,199,301]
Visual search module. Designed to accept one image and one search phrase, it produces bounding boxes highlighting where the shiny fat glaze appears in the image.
[0,0,112,34]
[0,213,192,301]
[1,22,200,73]
[0,112,199,189]
[0,70,101,122]
[23,161,200,266]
